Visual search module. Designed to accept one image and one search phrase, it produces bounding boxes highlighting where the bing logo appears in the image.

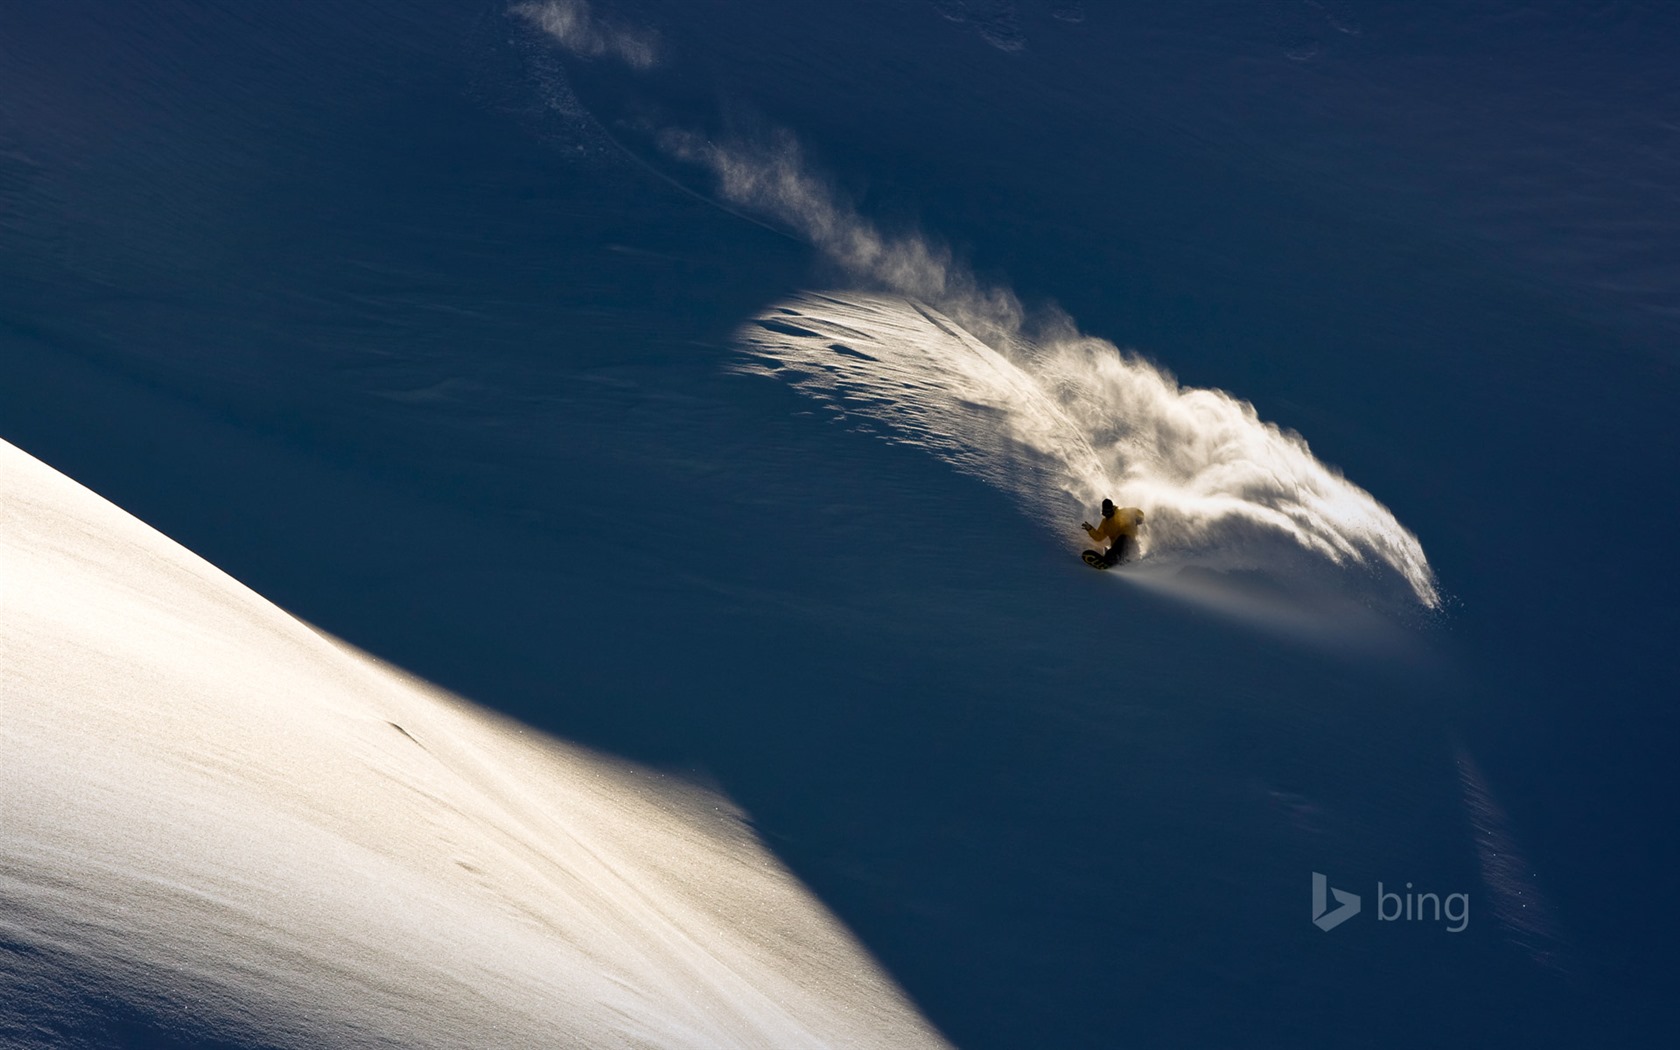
[1311,871,1361,931]
[1311,872,1469,933]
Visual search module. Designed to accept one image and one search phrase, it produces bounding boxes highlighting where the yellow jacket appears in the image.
[1086,507,1144,544]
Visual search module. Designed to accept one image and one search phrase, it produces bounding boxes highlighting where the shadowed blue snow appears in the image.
[3,1,1679,1048]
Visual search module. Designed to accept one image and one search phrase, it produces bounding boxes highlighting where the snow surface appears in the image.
[0,438,948,1049]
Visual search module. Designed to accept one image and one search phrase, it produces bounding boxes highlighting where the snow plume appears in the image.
[679,134,1440,609]
[513,0,659,71]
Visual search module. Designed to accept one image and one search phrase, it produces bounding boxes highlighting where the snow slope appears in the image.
[3,0,1676,1046]
[0,438,948,1049]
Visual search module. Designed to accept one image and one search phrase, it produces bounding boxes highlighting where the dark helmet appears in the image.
[1101,498,1115,516]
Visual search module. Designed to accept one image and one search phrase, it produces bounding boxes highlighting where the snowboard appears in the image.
[1081,549,1112,570]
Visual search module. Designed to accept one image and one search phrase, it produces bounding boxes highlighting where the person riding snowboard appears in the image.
[1082,499,1144,566]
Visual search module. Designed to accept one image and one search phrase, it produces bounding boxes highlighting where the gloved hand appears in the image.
[1080,521,1093,531]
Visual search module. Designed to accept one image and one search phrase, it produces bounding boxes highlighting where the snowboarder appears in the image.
[1081,499,1144,568]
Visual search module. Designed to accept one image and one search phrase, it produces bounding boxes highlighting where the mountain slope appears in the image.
[0,438,948,1050]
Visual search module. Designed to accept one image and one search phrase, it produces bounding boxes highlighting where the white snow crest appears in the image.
[0,439,949,1049]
